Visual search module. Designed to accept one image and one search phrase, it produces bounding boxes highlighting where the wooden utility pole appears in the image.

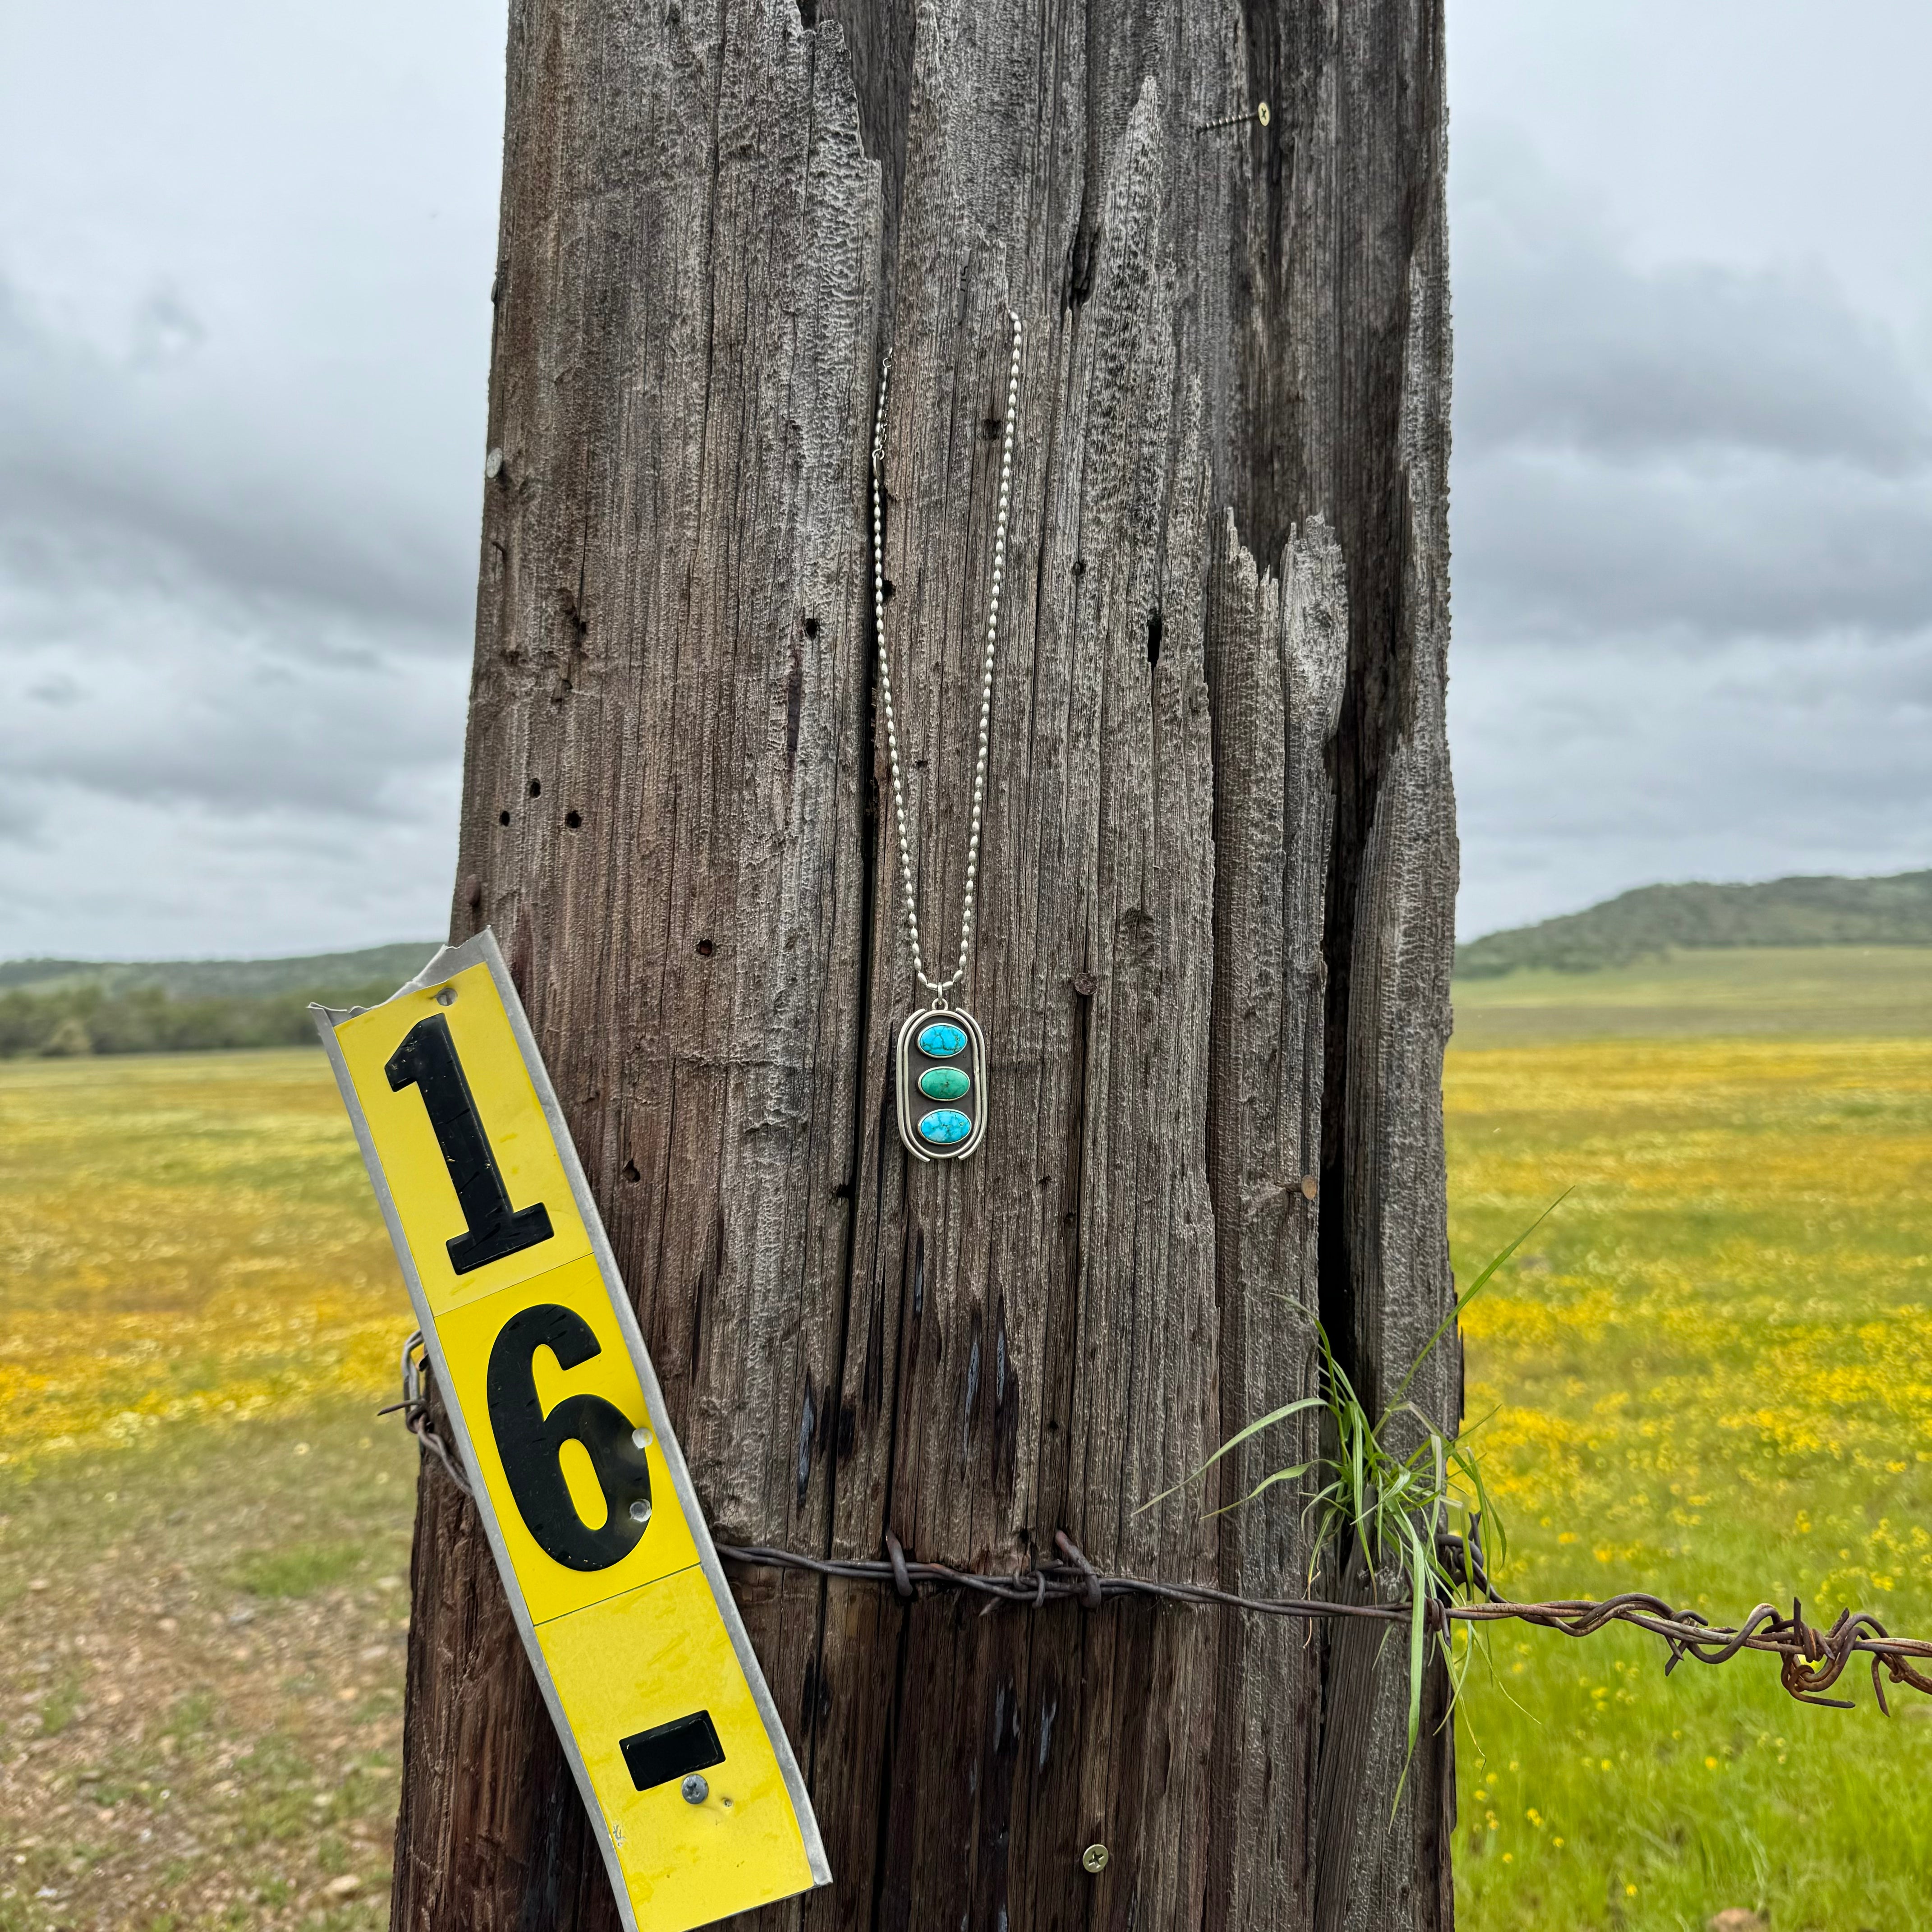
[396,0,1456,1926]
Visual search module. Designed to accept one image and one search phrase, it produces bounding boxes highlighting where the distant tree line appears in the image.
[0,982,396,1058]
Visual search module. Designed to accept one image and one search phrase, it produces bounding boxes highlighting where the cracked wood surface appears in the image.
[395,2,1456,1927]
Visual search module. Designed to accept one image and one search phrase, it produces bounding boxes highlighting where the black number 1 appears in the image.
[386,1013,554,1274]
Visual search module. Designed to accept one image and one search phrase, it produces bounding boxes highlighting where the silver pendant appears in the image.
[894,1007,988,1163]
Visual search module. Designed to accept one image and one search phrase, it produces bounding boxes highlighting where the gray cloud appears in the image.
[1453,129,1932,650]
[0,580,467,827]
[0,0,503,957]
[0,281,474,853]
[0,778,462,960]
[1449,630,1932,937]
[1,5,1927,955]
[0,278,476,635]
[1457,134,1932,471]
[1457,446,1932,641]
[1449,120,1932,930]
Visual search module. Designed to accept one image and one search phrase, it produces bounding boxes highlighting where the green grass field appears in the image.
[1,945,1928,1929]
[0,1055,413,1932]
[1449,950,1932,1930]
[1449,943,1932,1048]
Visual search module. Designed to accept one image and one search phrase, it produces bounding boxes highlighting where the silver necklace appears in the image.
[871,310,1023,1164]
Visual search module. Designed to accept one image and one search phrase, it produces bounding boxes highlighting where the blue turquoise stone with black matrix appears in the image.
[918,1066,971,1100]
[917,1021,967,1059]
[916,1108,971,1145]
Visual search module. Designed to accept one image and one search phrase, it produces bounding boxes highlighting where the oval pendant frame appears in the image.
[894,1006,988,1164]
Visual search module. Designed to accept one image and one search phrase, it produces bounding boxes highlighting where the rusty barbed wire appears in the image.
[711,1536,1932,1716]
[377,1331,474,1499]
[385,1359,1932,1716]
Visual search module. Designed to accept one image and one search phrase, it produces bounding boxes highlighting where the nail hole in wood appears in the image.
[565,810,582,828]
[1146,607,1163,667]
[528,778,542,797]
[696,938,714,957]
[803,616,819,638]
[498,810,511,826]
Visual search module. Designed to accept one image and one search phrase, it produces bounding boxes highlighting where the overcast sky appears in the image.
[1,1,1927,958]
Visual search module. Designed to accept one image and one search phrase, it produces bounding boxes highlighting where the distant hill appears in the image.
[0,942,437,1000]
[1456,871,1932,979]
[0,942,438,1059]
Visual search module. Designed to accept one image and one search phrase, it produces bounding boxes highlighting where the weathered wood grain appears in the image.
[397,1,1455,1927]
[1201,511,1347,1929]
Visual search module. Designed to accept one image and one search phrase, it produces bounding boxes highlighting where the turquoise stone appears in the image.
[917,1107,971,1146]
[917,1021,967,1059]
[919,1065,971,1101]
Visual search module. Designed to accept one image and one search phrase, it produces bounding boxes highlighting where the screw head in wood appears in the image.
[1257,101,1270,127]
[1081,1844,1109,1874]
[484,446,504,478]
[681,1773,709,1804]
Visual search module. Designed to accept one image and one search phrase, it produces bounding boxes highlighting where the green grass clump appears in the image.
[234,1541,372,1599]
[1152,1209,1558,1767]
[38,1670,84,1738]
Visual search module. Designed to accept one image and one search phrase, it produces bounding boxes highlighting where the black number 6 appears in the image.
[487,1304,653,1570]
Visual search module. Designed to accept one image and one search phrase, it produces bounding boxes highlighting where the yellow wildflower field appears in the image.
[1449,1035,1932,1929]
[0,1050,405,1470]
[2,976,1929,1929]
[0,1050,414,1930]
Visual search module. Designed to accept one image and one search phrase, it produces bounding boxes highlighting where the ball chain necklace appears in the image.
[870,310,1023,1164]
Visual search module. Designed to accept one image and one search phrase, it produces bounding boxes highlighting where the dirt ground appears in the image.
[0,1403,417,1932]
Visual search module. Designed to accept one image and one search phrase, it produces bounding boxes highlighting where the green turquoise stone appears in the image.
[917,1108,971,1146]
[919,1066,971,1101]
[917,1021,967,1058]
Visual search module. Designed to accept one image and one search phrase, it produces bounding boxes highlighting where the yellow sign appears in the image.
[314,932,829,1932]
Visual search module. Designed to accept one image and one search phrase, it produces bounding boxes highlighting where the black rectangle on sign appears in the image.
[620,1709,726,1792]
